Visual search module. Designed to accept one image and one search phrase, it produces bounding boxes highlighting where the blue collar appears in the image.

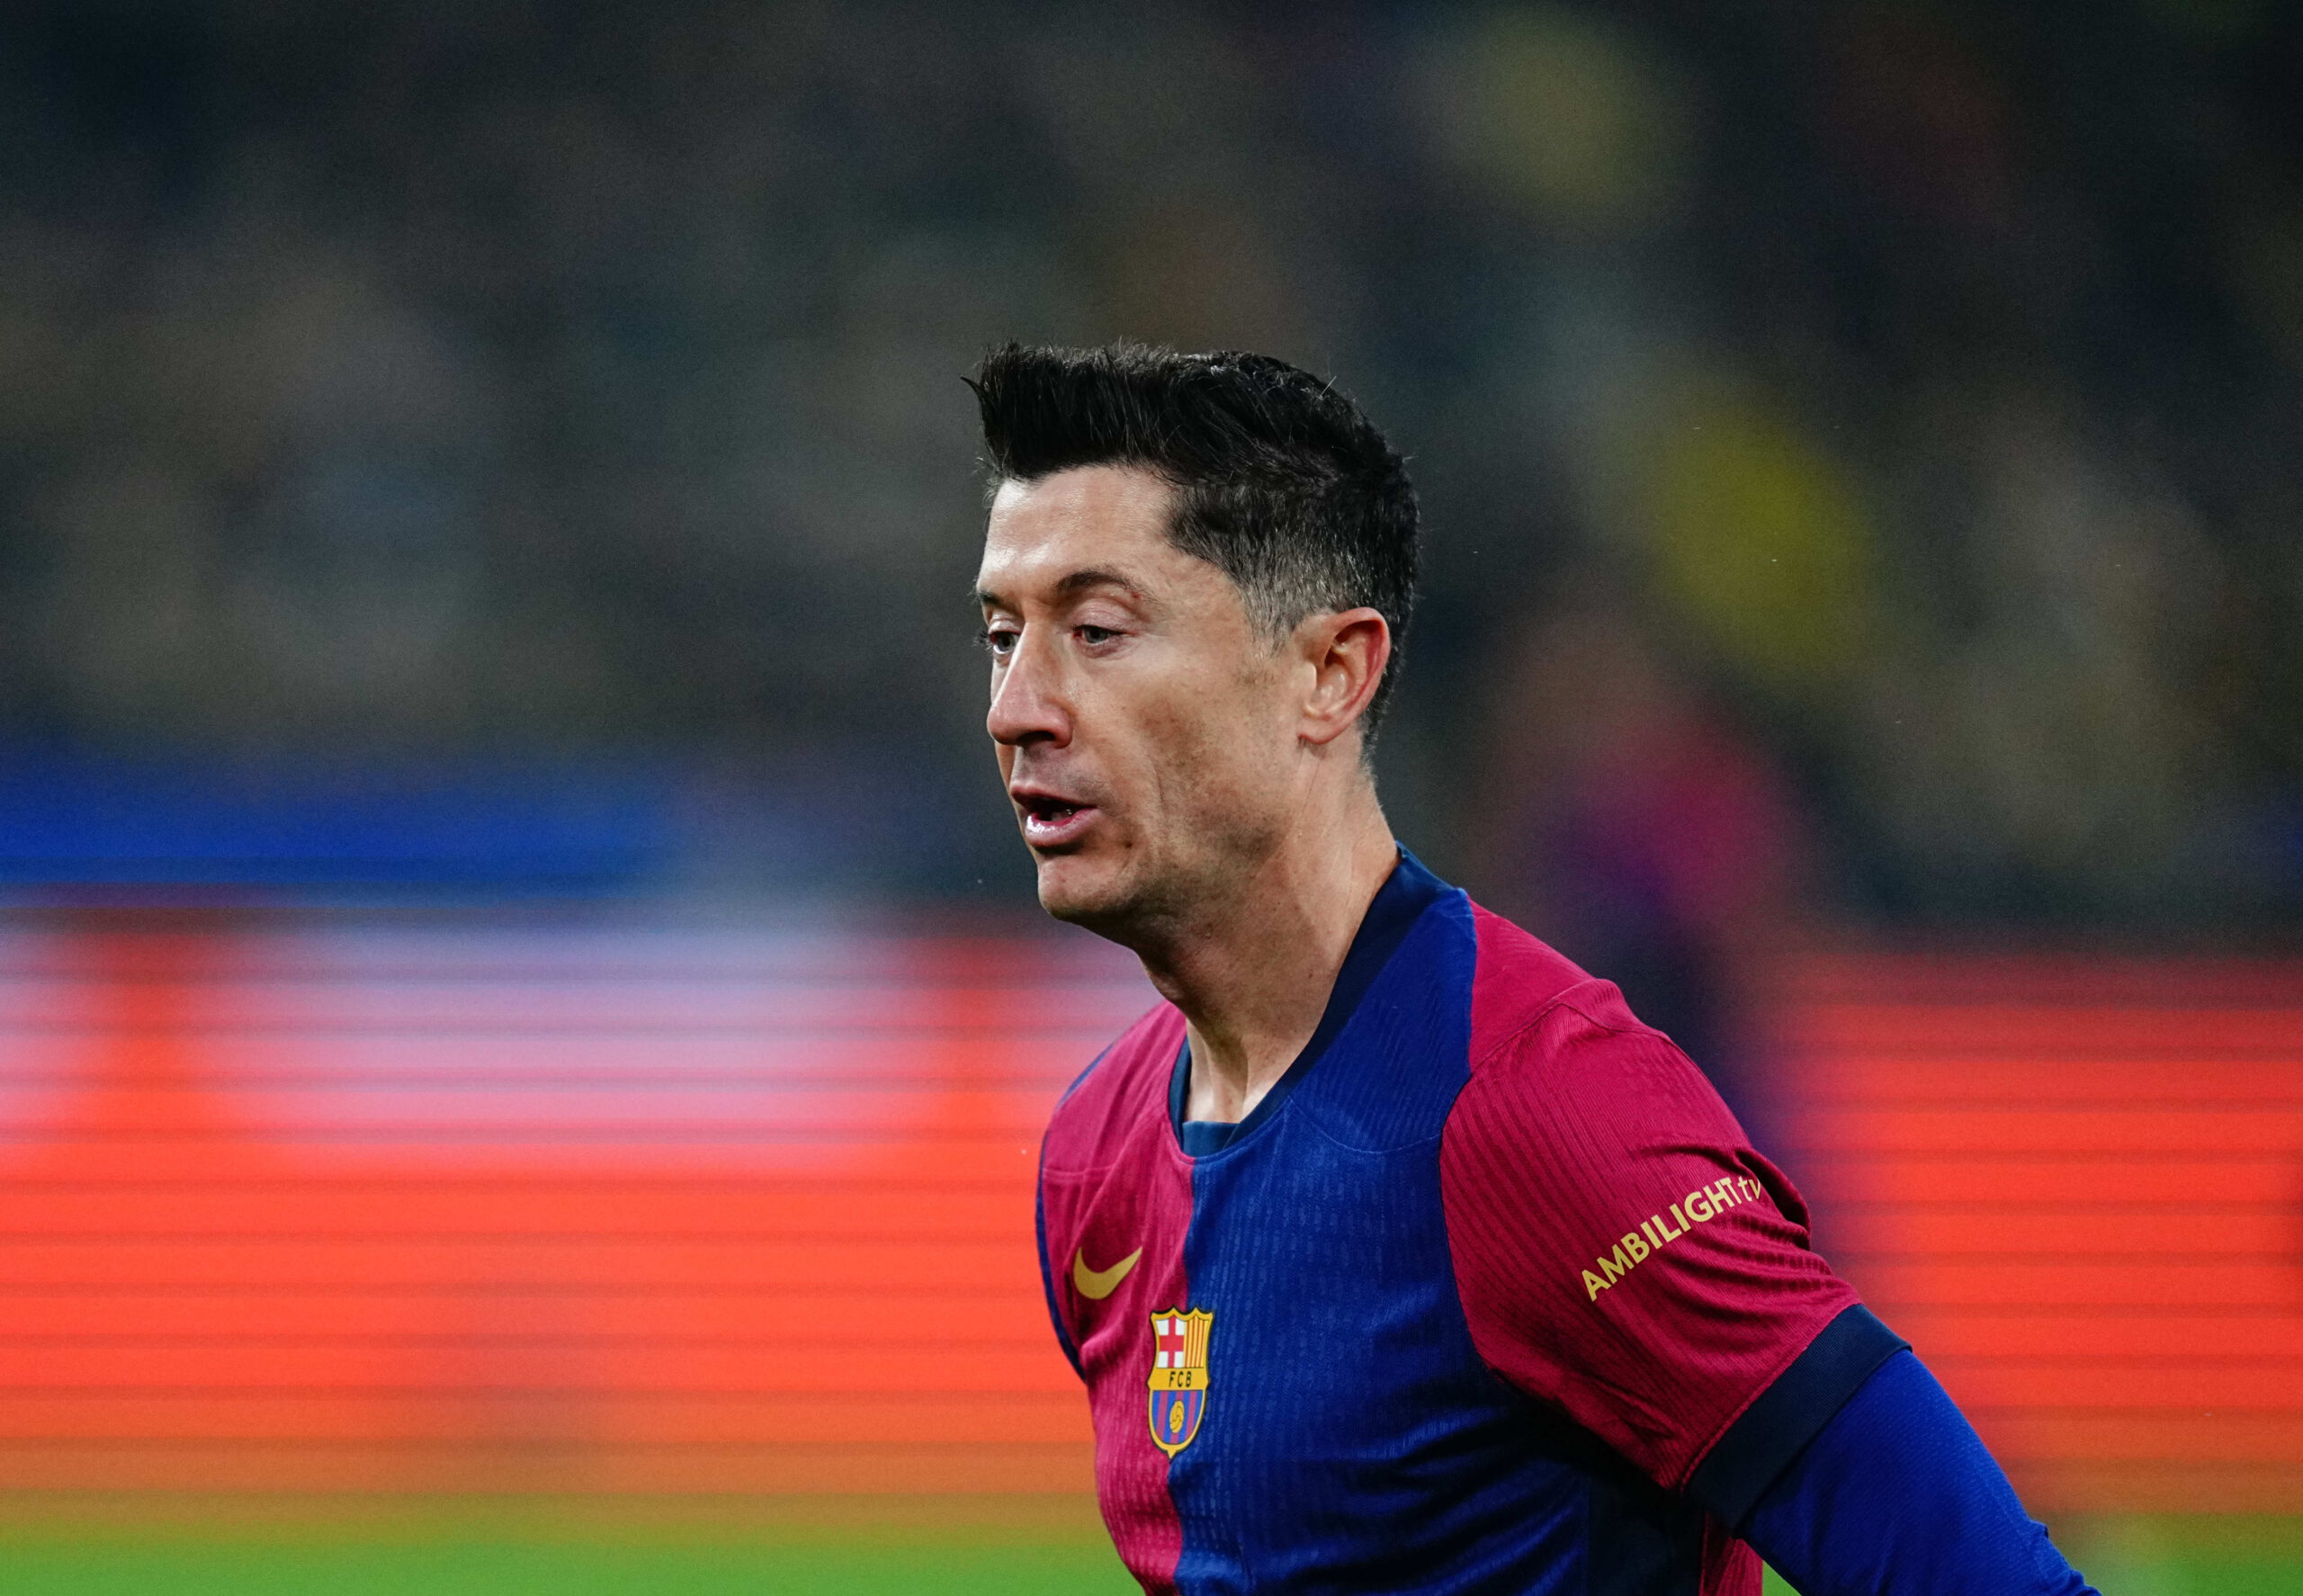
[1171,847,1450,1156]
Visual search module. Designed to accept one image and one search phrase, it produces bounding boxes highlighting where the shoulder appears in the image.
[1463,901,1608,1061]
[1463,900,1733,1128]
[1464,901,1704,1106]
[1042,1000,1184,1175]
[1450,980,1760,1211]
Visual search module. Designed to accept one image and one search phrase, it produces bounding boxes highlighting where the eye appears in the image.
[1076,625,1118,647]
[980,624,1019,657]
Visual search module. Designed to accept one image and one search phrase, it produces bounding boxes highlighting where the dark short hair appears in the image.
[970,342,1420,736]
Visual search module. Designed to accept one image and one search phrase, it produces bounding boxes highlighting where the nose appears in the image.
[987,625,1071,749]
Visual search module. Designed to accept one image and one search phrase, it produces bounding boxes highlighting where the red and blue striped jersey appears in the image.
[1035,851,1886,1595]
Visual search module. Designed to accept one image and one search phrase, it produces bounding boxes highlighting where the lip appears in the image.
[1010,785,1101,850]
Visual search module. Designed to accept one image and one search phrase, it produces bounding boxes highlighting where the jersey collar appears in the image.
[1169,846,1451,1156]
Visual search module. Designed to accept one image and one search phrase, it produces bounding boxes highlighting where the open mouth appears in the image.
[1017,794,1098,848]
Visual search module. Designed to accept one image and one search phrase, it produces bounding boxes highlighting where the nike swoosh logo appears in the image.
[1072,1246,1143,1300]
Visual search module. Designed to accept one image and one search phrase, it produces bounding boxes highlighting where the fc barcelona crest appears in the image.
[1147,1307,1213,1457]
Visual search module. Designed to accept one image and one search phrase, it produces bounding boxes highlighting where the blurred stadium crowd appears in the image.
[0,0,2298,932]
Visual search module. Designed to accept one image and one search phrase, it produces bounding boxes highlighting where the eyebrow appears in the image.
[974,568,1144,609]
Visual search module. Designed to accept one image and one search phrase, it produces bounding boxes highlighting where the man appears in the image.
[971,343,2096,1595]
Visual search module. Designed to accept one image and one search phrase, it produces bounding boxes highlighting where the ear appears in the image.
[1297,607,1391,748]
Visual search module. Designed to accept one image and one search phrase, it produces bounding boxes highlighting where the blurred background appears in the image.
[0,1,2297,1591]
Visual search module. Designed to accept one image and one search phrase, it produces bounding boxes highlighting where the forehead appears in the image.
[976,465,1183,596]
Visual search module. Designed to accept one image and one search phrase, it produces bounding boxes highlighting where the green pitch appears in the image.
[1761,1517,2302,1596]
[0,1495,1137,1596]
[0,1497,2291,1593]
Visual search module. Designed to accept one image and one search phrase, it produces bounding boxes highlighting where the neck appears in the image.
[1134,777,1399,1125]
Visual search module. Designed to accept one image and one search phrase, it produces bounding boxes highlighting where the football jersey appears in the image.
[1035,851,1903,1595]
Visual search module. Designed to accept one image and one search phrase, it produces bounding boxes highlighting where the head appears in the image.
[970,342,1419,937]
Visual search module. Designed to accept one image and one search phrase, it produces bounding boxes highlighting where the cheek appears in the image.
[1095,644,1284,822]
[1143,691,1280,818]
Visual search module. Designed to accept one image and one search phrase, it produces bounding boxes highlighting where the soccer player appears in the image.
[971,344,2098,1596]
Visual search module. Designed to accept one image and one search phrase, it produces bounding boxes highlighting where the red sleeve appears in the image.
[1439,982,1859,1493]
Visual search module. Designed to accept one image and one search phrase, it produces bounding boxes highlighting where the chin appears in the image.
[1032,852,1142,932]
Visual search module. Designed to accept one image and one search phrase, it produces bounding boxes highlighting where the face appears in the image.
[975,466,1302,936]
